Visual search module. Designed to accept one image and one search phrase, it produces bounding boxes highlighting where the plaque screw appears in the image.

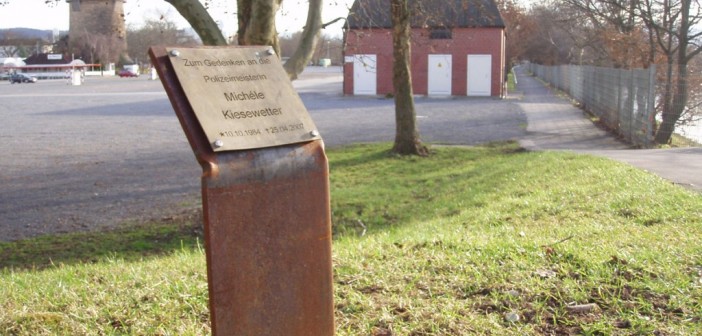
[310,130,320,137]
[213,139,224,148]
[266,48,275,56]
[169,49,180,57]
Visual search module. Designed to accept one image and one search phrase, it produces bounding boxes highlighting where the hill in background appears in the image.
[0,28,66,41]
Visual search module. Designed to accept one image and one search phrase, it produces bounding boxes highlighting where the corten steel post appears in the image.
[149,46,334,335]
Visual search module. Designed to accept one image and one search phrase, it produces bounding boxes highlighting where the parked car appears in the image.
[118,70,139,78]
[9,73,38,84]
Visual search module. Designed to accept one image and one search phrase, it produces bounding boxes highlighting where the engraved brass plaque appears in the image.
[167,47,320,151]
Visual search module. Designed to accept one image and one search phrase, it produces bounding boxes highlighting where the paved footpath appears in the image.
[514,66,702,192]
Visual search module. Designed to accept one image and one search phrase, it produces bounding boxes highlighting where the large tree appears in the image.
[563,0,652,67]
[559,0,702,144]
[127,19,200,65]
[280,32,343,66]
[641,0,702,144]
[164,0,324,79]
[497,0,536,67]
[390,0,427,156]
[281,0,323,79]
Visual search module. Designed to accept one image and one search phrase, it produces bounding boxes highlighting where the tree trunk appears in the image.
[166,0,322,80]
[283,0,323,80]
[164,0,227,46]
[655,74,688,144]
[237,0,253,45]
[655,0,690,144]
[237,0,282,55]
[390,0,427,156]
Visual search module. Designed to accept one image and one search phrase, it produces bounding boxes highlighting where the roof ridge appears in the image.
[346,0,505,30]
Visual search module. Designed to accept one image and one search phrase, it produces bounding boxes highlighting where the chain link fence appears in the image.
[528,64,657,148]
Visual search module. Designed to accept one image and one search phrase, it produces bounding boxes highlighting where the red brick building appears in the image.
[343,0,506,97]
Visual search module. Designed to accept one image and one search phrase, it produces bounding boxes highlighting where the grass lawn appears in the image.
[1,142,701,335]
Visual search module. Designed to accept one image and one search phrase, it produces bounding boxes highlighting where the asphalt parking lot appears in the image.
[0,68,528,241]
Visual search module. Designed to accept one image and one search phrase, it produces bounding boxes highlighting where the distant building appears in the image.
[0,57,25,74]
[67,0,131,64]
[4,53,100,79]
[343,0,506,97]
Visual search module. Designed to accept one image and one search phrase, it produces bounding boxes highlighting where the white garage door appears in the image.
[353,54,377,95]
[428,54,452,96]
[467,55,491,96]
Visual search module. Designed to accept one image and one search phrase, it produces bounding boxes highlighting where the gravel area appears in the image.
[0,67,527,242]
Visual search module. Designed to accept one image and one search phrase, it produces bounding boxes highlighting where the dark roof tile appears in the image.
[346,0,505,29]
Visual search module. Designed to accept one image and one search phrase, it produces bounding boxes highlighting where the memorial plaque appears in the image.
[167,47,321,151]
[150,46,334,335]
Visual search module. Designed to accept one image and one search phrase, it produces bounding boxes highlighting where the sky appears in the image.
[0,0,355,37]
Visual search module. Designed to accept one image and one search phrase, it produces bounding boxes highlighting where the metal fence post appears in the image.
[628,68,636,144]
[646,65,657,147]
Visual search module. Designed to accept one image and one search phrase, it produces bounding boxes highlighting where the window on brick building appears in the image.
[429,28,452,39]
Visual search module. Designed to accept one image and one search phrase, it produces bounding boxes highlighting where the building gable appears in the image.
[343,0,506,97]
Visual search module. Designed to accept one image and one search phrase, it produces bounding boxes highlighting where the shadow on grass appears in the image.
[0,209,203,271]
[1,141,530,271]
[329,141,531,238]
[326,143,398,170]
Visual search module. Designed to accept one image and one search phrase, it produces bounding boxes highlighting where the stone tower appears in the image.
[67,0,131,64]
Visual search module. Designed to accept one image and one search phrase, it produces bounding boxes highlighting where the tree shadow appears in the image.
[1,142,530,271]
[328,141,530,238]
[0,208,203,271]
